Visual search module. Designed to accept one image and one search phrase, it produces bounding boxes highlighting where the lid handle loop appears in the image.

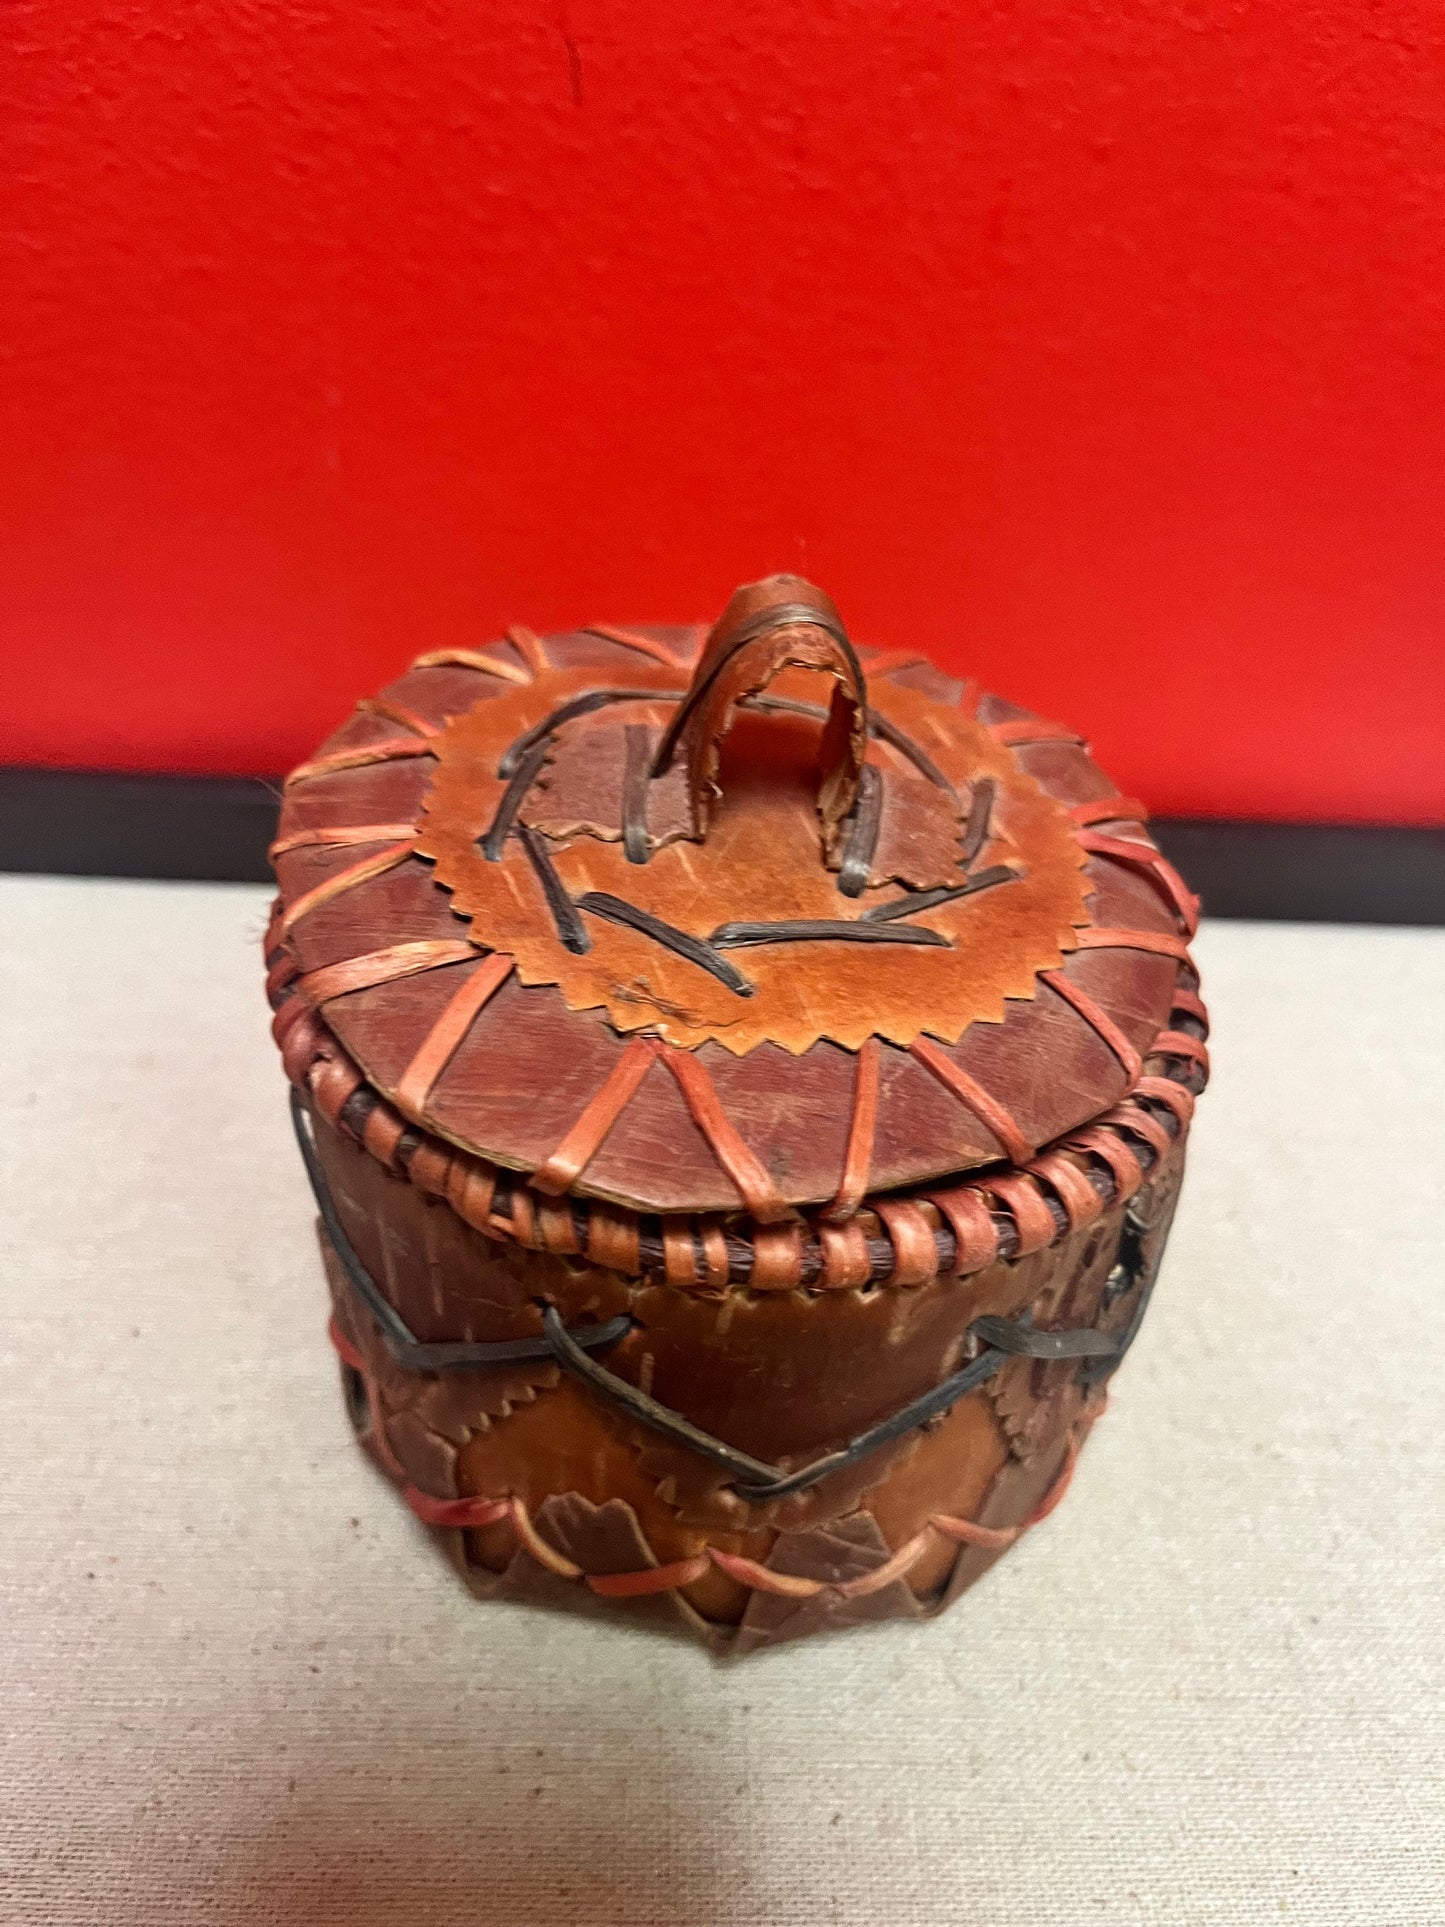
[651,575,870,859]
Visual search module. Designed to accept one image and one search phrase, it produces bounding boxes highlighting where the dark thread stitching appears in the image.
[621,722,654,865]
[709,918,951,951]
[540,1295,1136,1501]
[970,1314,1119,1360]
[516,825,591,953]
[836,764,884,898]
[960,777,995,864]
[290,1090,630,1369]
[497,688,687,779]
[479,739,550,860]
[540,1304,781,1486]
[863,864,1024,922]
[577,893,755,996]
[867,710,956,795]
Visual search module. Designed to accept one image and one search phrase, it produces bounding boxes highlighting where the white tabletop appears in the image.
[2,874,1442,1927]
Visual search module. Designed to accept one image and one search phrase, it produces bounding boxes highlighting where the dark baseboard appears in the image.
[1147,819,1444,926]
[1,766,1441,924]
[0,768,286,886]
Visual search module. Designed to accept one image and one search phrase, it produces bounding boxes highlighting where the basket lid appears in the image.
[270,577,1197,1217]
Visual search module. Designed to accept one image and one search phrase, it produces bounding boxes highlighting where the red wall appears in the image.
[3,3,1443,823]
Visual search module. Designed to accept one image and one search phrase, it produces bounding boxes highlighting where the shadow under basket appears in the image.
[265,575,1208,1653]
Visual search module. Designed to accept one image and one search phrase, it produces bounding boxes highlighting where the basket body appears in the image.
[301,1099,1188,1652]
[265,581,1208,1650]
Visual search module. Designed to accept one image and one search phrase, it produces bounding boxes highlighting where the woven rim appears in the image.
[266,899,1208,1292]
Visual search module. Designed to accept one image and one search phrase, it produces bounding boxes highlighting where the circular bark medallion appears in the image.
[416,656,1092,1056]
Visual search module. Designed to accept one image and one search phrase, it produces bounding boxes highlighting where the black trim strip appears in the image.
[4,769,1441,924]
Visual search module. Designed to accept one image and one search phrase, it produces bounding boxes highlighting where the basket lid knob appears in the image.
[651,574,870,859]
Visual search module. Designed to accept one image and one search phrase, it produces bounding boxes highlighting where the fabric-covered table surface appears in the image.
[2,874,1441,1927]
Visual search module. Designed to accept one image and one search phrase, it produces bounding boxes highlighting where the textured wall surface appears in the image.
[2,3,1443,820]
